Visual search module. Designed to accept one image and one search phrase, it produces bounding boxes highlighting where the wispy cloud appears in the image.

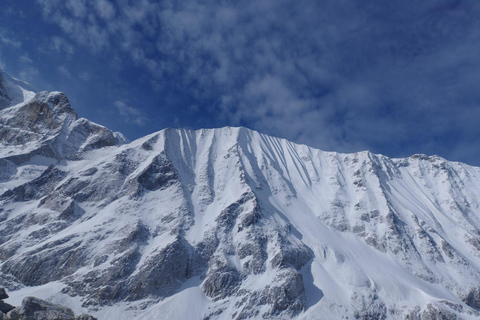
[0,29,21,48]
[17,52,38,82]
[51,36,75,56]
[18,66,39,83]
[94,0,116,20]
[37,0,109,53]
[19,54,33,64]
[57,65,72,78]
[114,100,148,126]
[79,72,91,81]
[65,0,87,18]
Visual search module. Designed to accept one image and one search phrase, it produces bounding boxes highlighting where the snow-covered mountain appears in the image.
[0,71,127,195]
[0,71,480,320]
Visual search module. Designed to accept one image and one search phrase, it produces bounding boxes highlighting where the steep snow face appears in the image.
[0,90,480,319]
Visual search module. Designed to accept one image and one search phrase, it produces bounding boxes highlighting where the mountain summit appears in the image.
[0,71,480,319]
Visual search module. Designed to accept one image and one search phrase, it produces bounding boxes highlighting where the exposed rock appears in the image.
[266,271,307,317]
[0,288,8,299]
[203,265,242,300]
[270,243,313,270]
[237,235,267,275]
[75,315,98,320]
[350,290,387,320]
[419,303,459,320]
[235,270,307,319]
[6,297,74,320]
[0,88,125,167]
[0,159,16,180]
[0,292,98,320]
[137,153,178,192]
[0,300,15,314]
[6,92,75,133]
[0,274,23,292]
[1,238,87,286]
[0,165,67,202]
[125,237,194,301]
[463,287,480,311]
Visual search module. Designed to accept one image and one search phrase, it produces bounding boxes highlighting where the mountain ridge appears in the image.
[0,70,480,319]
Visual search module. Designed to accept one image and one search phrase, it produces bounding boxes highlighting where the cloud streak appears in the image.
[114,100,148,126]
[0,29,21,48]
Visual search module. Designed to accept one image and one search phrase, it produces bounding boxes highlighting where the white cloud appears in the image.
[114,100,148,126]
[66,0,87,18]
[95,0,116,20]
[79,72,91,81]
[52,36,75,56]
[37,0,61,17]
[0,29,21,48]
[19,54,33,64]
[15,53,39,82]
[18,66,39,82]
[57,66,72,78]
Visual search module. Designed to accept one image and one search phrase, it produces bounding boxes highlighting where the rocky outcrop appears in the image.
[136,153,179,192]
[6,297,76,320]
[0,165,67,202]
[0,289,8,300]
[463,287,480,311]
[0,301,15,315]
[0,288,14,315]
[0,290,97,320]
[403,301,479,320]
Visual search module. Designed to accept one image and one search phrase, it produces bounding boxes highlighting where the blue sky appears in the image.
[1,0,480,165]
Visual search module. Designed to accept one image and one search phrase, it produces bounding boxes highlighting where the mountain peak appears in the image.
[0,85,125,165]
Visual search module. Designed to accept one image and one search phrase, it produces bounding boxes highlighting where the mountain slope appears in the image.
[0,72,480,319]
[0,71,127,195]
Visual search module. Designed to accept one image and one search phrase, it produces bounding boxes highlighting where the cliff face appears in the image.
[0,70,480,319]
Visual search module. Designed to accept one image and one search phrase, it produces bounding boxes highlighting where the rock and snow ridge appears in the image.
[0,70,480,319]
[0,72,127,195]
[0,287,97,320]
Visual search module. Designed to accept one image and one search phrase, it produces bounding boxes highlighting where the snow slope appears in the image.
[0,72,480,319]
